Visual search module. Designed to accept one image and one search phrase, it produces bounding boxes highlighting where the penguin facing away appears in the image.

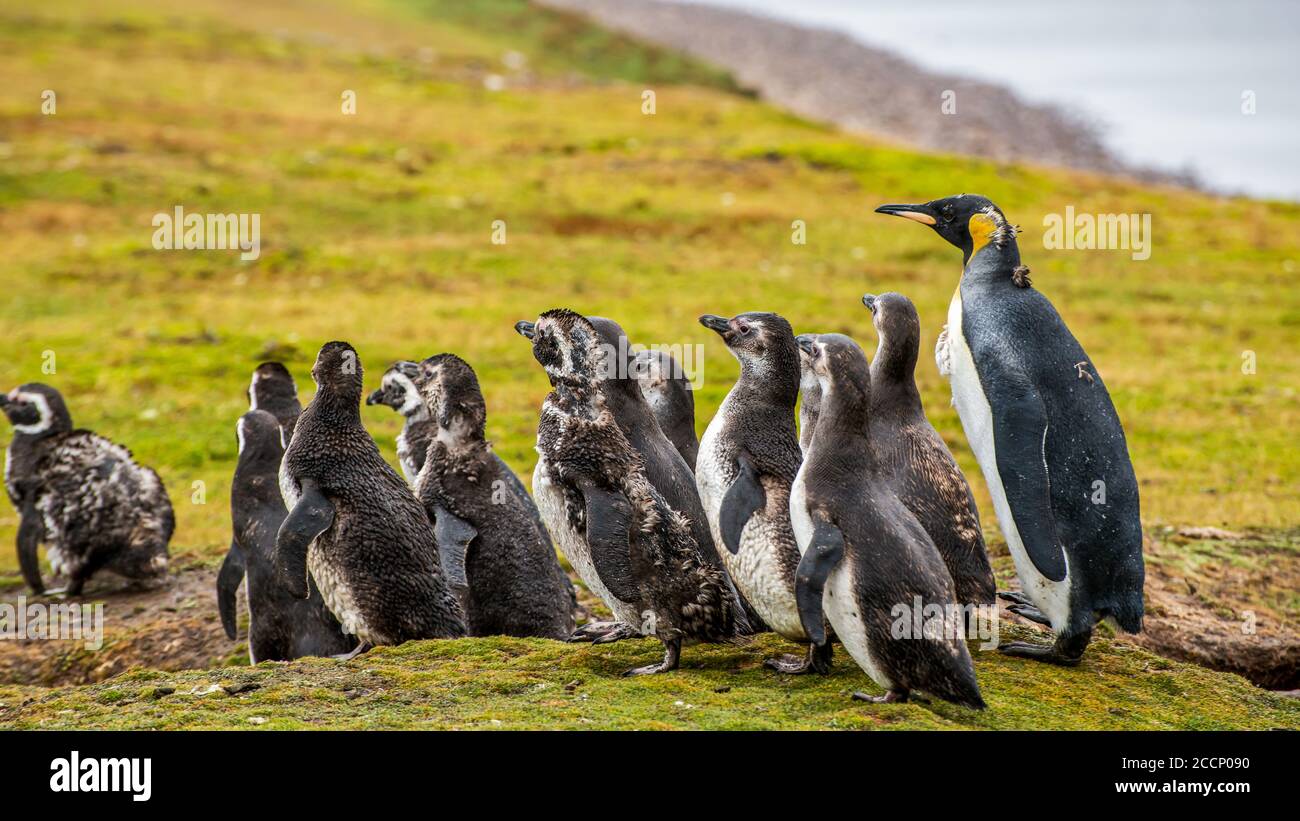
[632,348,699,471]
[876,194,1144,664]
[515,310,740,675]
[219,360,302,640]
[792,335,984,707]
[1,384,173,596]
[697,312,828,674]
[230,410,353,662]
[861,292,996,612]
[413,353,575,639]
[274,341,466,658]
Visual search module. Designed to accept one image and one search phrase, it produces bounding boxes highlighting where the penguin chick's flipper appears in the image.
[577,478,640,603]
[216,540,246,640]
[795,517,845,646]
[720,453,766,555]
[988,377,1068,582]
[16,496,45,595]
[275,478,334,600]
[432,505,476,590]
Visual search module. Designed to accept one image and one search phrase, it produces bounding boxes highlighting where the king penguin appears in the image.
[876,194,1144,664]
[861,292,996,613]
[274,341,466,658]
[697,312,827,673]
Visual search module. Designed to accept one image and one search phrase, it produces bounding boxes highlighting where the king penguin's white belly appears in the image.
[945,290,1071,632]
[532,456,643,628]
[697,403,806,640]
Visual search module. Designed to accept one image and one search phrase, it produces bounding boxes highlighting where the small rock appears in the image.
[1177,526,1244,541]
[222,682,260,696]
[713,686,731,693]
[247,716,267,725]
[564,680,582,692]
[148,687,176,700]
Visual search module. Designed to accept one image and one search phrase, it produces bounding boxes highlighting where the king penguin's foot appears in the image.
[1005,603,1053,626]
[622,638,681,677]
[568,621,639,644]
[763,642,833,675]
[852,688,909,704]
[999,629,1090,667]
[333,642,373,661]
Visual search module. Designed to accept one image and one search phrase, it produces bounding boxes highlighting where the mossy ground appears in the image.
[0,0,1297,728]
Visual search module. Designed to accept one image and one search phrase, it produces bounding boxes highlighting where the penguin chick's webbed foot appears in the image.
[763,642,832,675]
[622,638,680,677]
[852,689,909,704]
[333,642,373,661]
[568,621,640,644]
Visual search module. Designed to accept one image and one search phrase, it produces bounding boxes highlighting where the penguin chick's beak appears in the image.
[364,388,383,406]
[862,294,877,313]
[514,320,536,340]
[699,314,731,336]
[874,203,937,226]
[796,334,818,356]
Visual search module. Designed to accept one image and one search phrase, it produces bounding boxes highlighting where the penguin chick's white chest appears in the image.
[943,288,1071,631]
[697,395,806,640]
[532,455,643,629]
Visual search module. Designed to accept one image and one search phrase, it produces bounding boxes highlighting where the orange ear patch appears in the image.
[969,211,999,254]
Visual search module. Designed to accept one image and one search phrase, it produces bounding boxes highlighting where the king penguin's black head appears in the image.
[875,194,1018,264]
[1,383,73,438]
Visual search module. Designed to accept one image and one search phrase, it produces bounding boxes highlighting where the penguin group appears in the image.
[1,194,1145,708]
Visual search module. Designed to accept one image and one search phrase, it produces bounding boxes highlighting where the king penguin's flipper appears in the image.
[720,453,766,555]
[988,376,1068,582]
[432,505,476,589]
[16,496,45,595]
[795,517,845,646]
[577,478,640,603]
[216,540,245,639]
[275,478,334,599]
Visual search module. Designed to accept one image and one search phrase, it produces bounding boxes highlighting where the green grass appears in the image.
[2,627,1296,730]
[0,0,1297,728]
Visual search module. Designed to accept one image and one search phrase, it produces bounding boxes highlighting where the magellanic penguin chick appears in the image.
[365,360,430,484]
[792,336,984,708]
[862,293,996,613]
[876,195,1144,665]
[230,410,353,662]
[413,353,575,639]
[274,342,466,658]
[632,348,699,470]
[219,361,302,640]
[697,312,827,674]
[516,309,740,675]
[1,384,173,596]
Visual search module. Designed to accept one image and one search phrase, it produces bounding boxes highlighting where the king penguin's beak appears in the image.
[514,320,536,340]
[874,203,937,226]
[698,314,730,335]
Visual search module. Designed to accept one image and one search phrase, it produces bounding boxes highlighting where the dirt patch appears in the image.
[0,558,237,686]
[3,531,1295,689]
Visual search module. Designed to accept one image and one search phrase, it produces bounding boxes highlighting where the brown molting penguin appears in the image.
[413,352,575,640]
[516,309,742,675]
[862,292,995,612]
[275,341,465,658]
[2,383,173,596]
